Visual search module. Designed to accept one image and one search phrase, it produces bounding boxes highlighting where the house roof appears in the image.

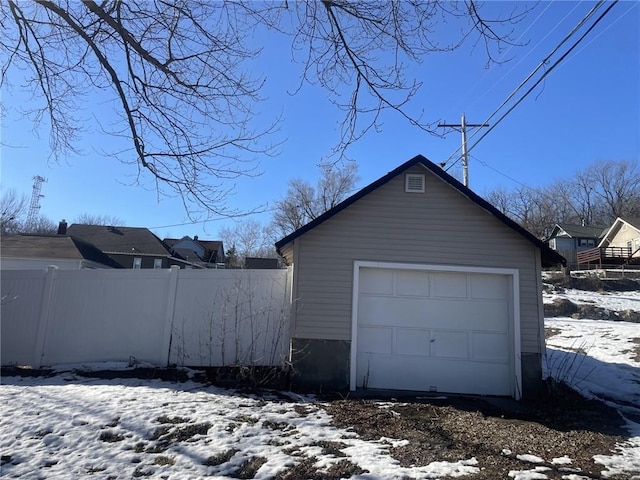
[67,225,173,256]
[164,236,224,262]
[275,154,566,267]
[598,217,640,247]
[0,234,122,268]
[550,224,608,239]
[621,217,640,229]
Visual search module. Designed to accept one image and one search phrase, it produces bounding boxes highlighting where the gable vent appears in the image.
[405,174,425,193]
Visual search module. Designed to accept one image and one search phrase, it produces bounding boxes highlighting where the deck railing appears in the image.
[577,246,632,265]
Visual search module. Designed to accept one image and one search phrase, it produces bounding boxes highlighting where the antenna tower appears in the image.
[27,175,47,225]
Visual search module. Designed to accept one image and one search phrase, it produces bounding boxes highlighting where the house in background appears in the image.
[546,223,607,266]
[65,224,200,269]
[276,154,564,400]
[577,217,640,267]
[163,236,225,268]
[0,234,122,269]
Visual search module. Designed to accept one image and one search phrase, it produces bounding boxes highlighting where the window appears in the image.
[154,259,163,269]
[578,239,595,247]
[133,257,142,269]
[405,174,425,193]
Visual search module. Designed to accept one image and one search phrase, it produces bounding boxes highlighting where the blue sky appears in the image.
[1,1,638,242]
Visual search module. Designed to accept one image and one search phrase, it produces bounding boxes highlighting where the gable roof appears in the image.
[67,225,172,256]
[549,224,608,240]
[598,217,640,247]
[0,234,122,268]
[164,236,224,262]
[621,217,640,230]
[275,154,566,267]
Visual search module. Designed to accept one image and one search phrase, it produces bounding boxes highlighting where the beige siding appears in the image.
[608,223,640,256]
[286,165,544,354]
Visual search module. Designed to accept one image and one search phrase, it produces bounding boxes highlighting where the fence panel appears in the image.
[1,269,48,366]
[41,269,174,366]
[169,269,290,367]
[1,267,290,369]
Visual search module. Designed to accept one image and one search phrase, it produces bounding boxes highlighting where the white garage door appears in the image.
[354,266,515,396]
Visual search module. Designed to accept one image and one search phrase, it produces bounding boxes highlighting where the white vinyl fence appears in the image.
[1,266,291,369]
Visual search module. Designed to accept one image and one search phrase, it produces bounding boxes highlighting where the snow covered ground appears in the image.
[544,288,640,479]
[1,287,638,479]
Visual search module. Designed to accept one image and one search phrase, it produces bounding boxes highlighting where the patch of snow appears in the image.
[544,289,640,312]
[516,454,546,464]
[508,466,551,479]
[502,448,513,455]
[551,455,573,465]
[593,419,640,478]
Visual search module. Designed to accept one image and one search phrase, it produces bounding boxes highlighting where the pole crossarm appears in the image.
[438,113,489,187]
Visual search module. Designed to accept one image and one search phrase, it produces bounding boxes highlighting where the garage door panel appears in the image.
[396,270,429,296]
[359,268,394,295]
[470,274,508,300]
[359,296,428,327]
[394,328,430,356]
[357,352,511,396]
[473,333,509,361]
[431,272,467,298]
[422,300,508,331]
[431,330,469,359]
[358,326,393,354]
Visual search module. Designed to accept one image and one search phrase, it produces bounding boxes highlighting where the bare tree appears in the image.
[586,160,640,222]
[486,159,640,238]
[0,187,28,234]
[22,215,57,234]
[74,213,125,226]
[272,161,359,237]
[485,186,558,239]
[219,219,275,267]
[2,1,529,217]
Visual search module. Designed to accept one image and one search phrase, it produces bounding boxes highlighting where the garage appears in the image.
[351,262,521,397]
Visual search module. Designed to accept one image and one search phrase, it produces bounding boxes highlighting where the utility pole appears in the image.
[27,175,47,226]
[438,113,489,187]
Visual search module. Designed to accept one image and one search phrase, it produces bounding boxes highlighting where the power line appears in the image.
[455,0,618,168]
[457,0,567,115]
[442,1,614,171]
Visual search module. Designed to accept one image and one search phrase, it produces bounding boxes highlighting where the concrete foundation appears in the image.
[290,338,350,392]
[520,353,544,399]
[291,337,544,399]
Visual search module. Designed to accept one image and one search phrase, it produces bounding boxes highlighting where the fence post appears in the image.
[160,266,180,366]
[33,266,58,369]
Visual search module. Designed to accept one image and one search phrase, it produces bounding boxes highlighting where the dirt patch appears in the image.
[627,337,640,362]
[274,457,366,480]
[229,456,267,479]
[203,449,238,466]
[324,383,628,479]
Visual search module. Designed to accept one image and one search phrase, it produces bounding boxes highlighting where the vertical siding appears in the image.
[609,224,640,254]
[288,165,543,354]
[1,268,289,368]
[170,269,290,366]
[1,270,47,365]
[43,269,172,365]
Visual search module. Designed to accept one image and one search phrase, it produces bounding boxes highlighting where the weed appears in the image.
[203,449,238,466]
[99,431,125,443]
[154,455,175,466]
[157,415,189,425]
